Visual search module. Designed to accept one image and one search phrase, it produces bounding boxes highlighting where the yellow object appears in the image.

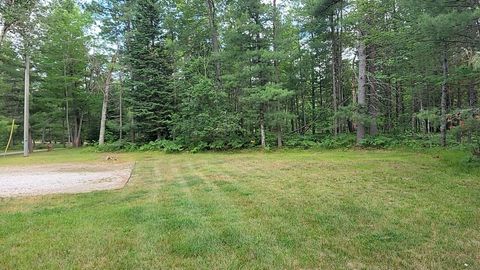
[4,119,15,156]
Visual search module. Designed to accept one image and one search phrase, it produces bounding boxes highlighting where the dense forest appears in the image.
[1,0,479,153]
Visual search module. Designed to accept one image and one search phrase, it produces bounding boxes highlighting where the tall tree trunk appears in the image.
[99,54,117,145]
[351,57,357,106]
[440,46,448,147]
[73,113,84,147]
[469,80,477,108]
[385,81,392,132]
[61,118,66,146]
[119,78,123,141]
[456,87,462,109]
[467,80,476,143]
[368,46,378,136]
[260,105,266,149]
[130,109,135,143]
[272,0,280,83]
[206,0,221,89]
[395,83,401,124]
[273,0,282,147]
[290,99,295,132]
[28,128,33,153]
[73,114,78,147]
[330,13,339,136]
[337,8,343,133]
[64,60,71,145]
[277,130,282,148]
[412,93,417,133]
[41,128,45,144]
[311,55,317,135]
[23,54,30,157]
[357,36,367,144]
[301,88,306,134]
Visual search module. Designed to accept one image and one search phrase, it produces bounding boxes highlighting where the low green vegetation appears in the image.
[2,0,480,154]
[95,133,480,162]
[1,149,479,269]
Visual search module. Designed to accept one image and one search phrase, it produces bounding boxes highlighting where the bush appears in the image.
[284,136,318,149]
[96,141,139,152]
[318,134,356,149]
[228,138,247,149]
[138,140,183,153]
[359,136,394,148]
[94,131,480,154]
[472,144,480,158]
[210,140,227,150]
[190,142,209,153]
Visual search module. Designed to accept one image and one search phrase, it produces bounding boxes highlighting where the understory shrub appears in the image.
[358,135,401,148]
[318,134,356,149]
[94,132,480,155]
[138,140,184,153]
[96,141,139,152]
[284,135,319,149]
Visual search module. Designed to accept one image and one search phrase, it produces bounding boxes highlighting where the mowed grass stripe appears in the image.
[0,149,479,269]
[186,159,297,269]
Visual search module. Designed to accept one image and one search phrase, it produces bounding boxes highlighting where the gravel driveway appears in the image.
[0,162,134,197]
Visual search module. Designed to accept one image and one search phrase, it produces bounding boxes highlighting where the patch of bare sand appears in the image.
[0,162,134,197]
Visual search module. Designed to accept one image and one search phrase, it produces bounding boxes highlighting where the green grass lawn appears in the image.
[0,149,479,269]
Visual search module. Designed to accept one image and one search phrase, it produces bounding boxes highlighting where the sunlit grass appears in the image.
[0,149,479,269]
[0,148,135,167]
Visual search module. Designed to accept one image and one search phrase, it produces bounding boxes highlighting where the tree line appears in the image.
[0,0,479,152]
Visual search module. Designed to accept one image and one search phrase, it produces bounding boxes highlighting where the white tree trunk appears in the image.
[99,54,117,145]
[260,121,266,149]
[98,91,109,145]
[23,54,30,157]
[260,107,266,149]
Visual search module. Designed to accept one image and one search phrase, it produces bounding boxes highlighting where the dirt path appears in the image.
[0,162,134,197]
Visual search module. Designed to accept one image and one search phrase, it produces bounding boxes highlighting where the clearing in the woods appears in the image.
[0,149,479,269]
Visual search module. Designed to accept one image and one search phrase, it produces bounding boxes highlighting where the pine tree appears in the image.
[127,0,174,141]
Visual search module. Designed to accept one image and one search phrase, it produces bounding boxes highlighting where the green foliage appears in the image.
[2,0,480,152]
[95,141,139,152]
[358,135,395,148]
[284,135,319,149]
[318,134,357,149]
[173,77,242,150]
[416,109,440,128]
[462,113,480,159]
[138,140,184,153]
[32,0,93,145]
[96,139,184,153]
[92,131,480,154]
[127,0,174,141]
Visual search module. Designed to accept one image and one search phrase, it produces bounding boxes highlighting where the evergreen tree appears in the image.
[127,0,174,141]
